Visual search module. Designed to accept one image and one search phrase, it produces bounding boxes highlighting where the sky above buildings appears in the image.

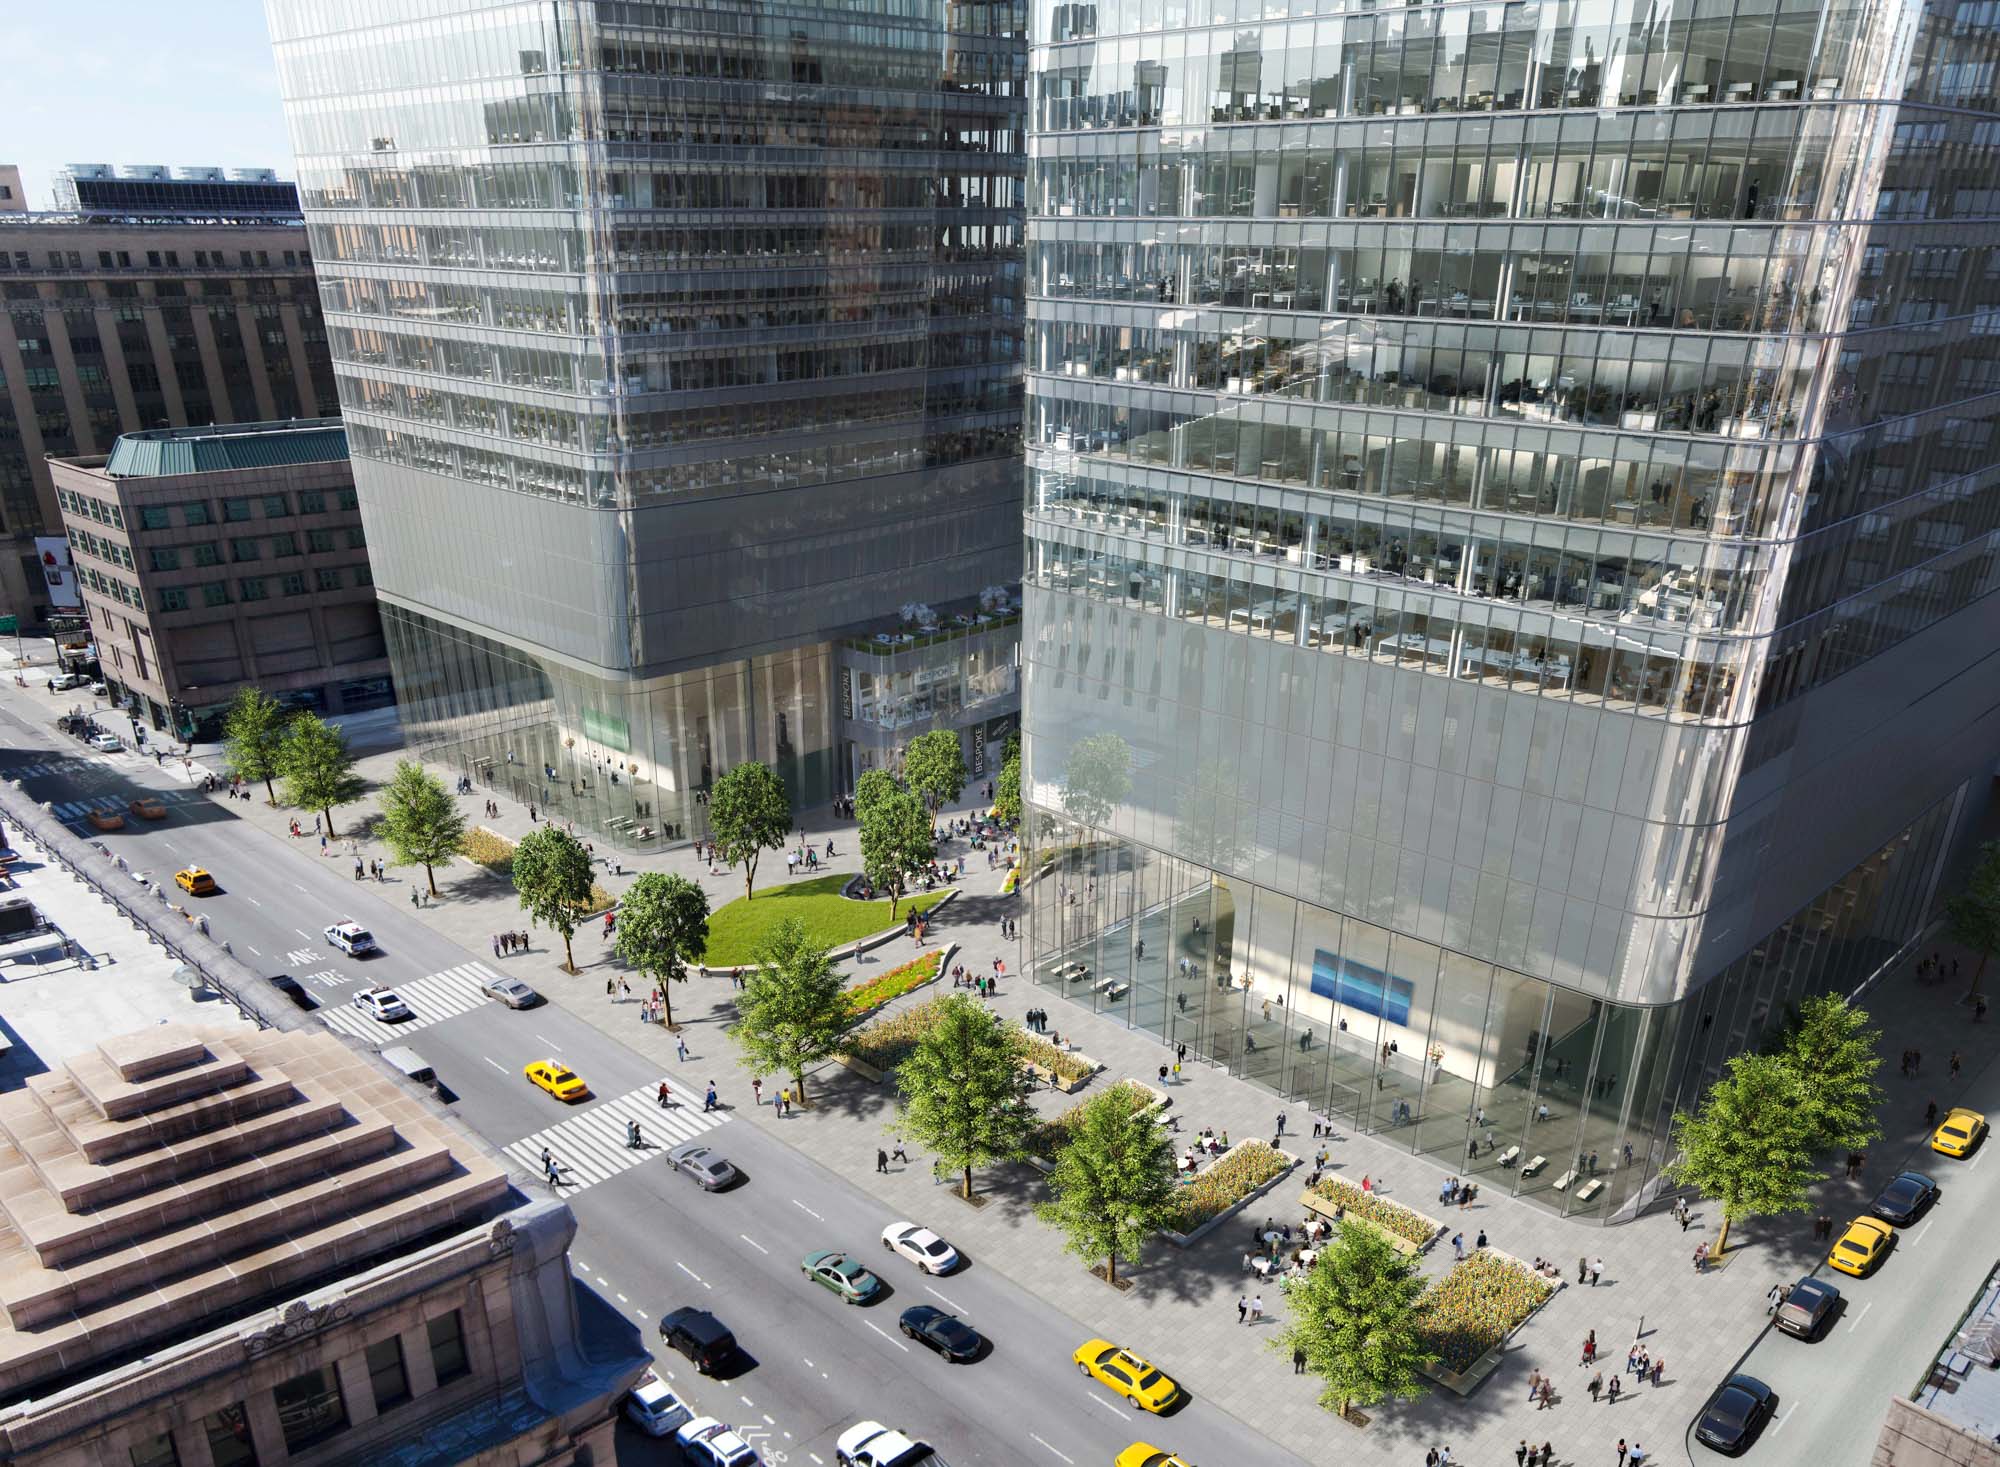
[2,0,294,206]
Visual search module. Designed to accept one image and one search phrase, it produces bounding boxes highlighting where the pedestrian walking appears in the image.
[657,1081,672,1108]
[1249,1294,1263,1323]
[1650,1356,1663,1387]
[877,1148,890,1173]
[1275,1111,1287,1137]
[703,1083,717,1112]
[752,1077,763,1106]
[1517,1443,1530,1467]
[1528,1368,1543,1402]
[1607,1375,1621,1404]
[1537,1380,1554,1410]
[1582,1328,1596,1364]
[1237,1296,1248,1324]
[1590,1256,1604,1286]
[1952,1050,1963,1079]
[1578,1255,1589,1284]
[1617,1440,1628,1466]
[1293,1345,1307,1374]
[892,1138,909,1164]
[1453,1231,1465,1260]
[1589,1371,1603,1402]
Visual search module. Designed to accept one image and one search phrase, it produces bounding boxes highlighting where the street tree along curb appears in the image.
[613,871,710,1028]
[511,826,595,973]
[1036,1084,1178,1287]
[894,993,1034,1201]
[1276,1218,1431,1421]
[1665,1049,1821,1257]
[221,687,288,805]
[731,915,844,1107]
[275,712,364,837]
[377,759,467,897]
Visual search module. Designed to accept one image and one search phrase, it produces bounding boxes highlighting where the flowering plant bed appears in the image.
[1026,1079,1159,1165]
[1162,1141,1297,1244]
[1300,1178,1443,1254]
[459,828,613,912]
[842,951,943,1020]
[1017,1032,1100,1089]
[1416,1250,1557,1388]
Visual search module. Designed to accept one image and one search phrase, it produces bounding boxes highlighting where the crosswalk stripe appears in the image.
[502,1083,732,1192]
[315,960,504,1041]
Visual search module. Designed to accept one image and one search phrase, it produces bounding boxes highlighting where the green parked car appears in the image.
[801,1249,885,1305]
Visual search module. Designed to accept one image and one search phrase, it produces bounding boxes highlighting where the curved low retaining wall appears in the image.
[1418,1246,1564,1397]
[829,942,960,1086]
[1161,1142,1301,1248]
[1300,1182,1445,1257]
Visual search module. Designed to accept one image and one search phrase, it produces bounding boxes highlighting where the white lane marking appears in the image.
[161,840,179,852]
[246,946,261,957]
[248,896,262,906]
[485,1057,506,1072]
[636,1309,647,1319]
[575,1260,590,1271]
[810,1456,825,1465]
[536,1034,563,1051]
[616,1293,628,1303]
[1031,1436,1076,1464]
[1081,1388,1131,1421]
[294,928,311,939]
[1848,1299,1874,1332]
[1968,1147,1987,1172]
[925,1283,966,1312]
[1772,1403,1797,1435]
[1912,1219,1936,1244]
[802,1358,814,1370]
[677,1261,711,1289]
[792,1198,824,1221]
[762,1414,775,1425]
[866,1320,910,1352]
[293,883,308,893]
[740,1395,756,1409]
[741,1234,770,1254]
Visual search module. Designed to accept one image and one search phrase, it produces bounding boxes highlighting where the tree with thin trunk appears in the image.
[1664,1050,1820,1257]
[859,788,934,919]
[903,728,968,820]
[511,826,595,973]
[895,994,1033,1199]
[221,687,289,803]
[1946,840,2000,1003]
[276,712,364,836]
[378,759,466,896]
[613,872,710,1028]
[994,750,1021,826]
[853,767,903,822]
[1274,1220,1430,1419]
[1060,731,1132,829]
[1036,1085,1178,1286]
[1770,992,1882,1158]
[730,916,844,1106]
[708,760,791,903]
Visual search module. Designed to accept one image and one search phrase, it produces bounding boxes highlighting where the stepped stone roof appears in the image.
[0,1023,507,1401]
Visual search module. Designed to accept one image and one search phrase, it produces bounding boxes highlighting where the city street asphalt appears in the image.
[0,701,1314,1467]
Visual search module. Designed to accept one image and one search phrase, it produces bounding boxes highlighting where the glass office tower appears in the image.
[264,0,1025,848]
[1021,0,2000,1218]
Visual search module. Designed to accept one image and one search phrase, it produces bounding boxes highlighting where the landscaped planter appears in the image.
[1161,1141,1299,1247]
[1300,1180,1444,1256]
[835,1053,888,1084]
[1022,1052,1102,1092]
[1416,1247,1560,1397]
[841,946,951,1024]
[1023,1078,1166,1173]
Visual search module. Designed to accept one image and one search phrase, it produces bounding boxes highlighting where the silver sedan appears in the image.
[668,1142,739,1191]
[478,974,542,1009]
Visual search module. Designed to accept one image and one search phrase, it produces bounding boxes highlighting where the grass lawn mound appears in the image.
[703,873,952,966]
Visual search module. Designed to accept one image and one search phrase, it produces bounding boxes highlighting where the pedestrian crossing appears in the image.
[17,754,137,783]
[50,794,191,823]
[503,1083,733,1193]
[315,961,505,1041]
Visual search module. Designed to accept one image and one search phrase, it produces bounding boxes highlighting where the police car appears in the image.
[323,920,377,956]
[351,986,410,1022]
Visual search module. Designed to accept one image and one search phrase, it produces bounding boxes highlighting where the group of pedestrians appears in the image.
[492,930,531,956]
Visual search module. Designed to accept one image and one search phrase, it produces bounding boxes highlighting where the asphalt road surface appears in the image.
[0,711,1312,1467]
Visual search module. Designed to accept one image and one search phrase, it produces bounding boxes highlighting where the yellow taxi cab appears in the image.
[1117,1447,1194,1467]
[1074,1339,1182,1413]
[525,1059,589,1103]
[1932,1107,1989,1159]
[174,867,217,896]
[1828,1216,1894,1277]
[128,797,168,820]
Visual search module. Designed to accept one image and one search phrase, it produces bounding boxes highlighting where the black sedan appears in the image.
[898,1305,982,1362]
[1869,1169,1938,1226]
[266,974,316,1011]
[1696,1374,1776,1454]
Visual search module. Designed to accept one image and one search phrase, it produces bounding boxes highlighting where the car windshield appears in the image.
[551,1069,576,1083]
[833,1258,864,1278]
[1711,1393,1750,1426]
[349,929,372,943]
[922,1238,950,1255]
[1136,1368,1165,1389]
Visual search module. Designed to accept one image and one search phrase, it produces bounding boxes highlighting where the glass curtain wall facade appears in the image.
[1021,0,2000,1217]
[265,0,1026,842]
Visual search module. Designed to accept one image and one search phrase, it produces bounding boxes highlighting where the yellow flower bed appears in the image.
[1417,1251,1554,1375]
[1164,1141,1290,1234]
[842,951,943,1019]
[1027,1078,1153,1162]
[460,827,516,873]
[1305,1177,1437,1246]
[1018,1031,1095,1082]
[840,993,957,1072]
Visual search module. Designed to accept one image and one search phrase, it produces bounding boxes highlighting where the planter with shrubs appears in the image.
[1416,1248,1558,1393]
[1299,1178,1444,1255]
[1162,1140,1298,1246]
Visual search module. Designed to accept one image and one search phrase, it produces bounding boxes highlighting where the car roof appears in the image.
[1792,1276,1838,1298]
[1947,1108,1983,1123]
[632,1374,682,1405]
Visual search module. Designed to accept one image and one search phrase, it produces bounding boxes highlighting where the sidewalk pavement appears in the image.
[12,676,1997,1466]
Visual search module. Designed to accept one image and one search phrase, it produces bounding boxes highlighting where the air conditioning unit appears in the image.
[121,164,170,180]
[177,166,226,181]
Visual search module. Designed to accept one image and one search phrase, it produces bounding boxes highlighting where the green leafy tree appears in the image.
[903,728,968,819]
[859,788,935,919]
[853,767,903,822]
[378,759,467,896]
[1002,729,1020,765]
[994,750,1021,826]
[221,687,289,803]
[1771,992,1883,1157]
[276,713,365,837]
[512,825,596,973]
[613,871,711,1027]
[1060,732,1132,829]
[708,760,792,903]
[1946,840,2000,1002]
[1036,1085,1178,1286]
[730,916,846,1106]
[895,994,1033,1199]
[1664,1050,1820,1257]
[1276,1220,1431,1418]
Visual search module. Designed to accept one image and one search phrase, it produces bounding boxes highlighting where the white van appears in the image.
[624,1369,691,1437]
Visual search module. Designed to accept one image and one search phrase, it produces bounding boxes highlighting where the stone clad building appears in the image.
[0,1022,645,1466]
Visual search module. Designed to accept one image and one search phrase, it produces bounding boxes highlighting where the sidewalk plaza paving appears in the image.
[11,688,1999,1466]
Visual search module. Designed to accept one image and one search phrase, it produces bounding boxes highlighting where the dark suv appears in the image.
[659,1307,736,1374]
